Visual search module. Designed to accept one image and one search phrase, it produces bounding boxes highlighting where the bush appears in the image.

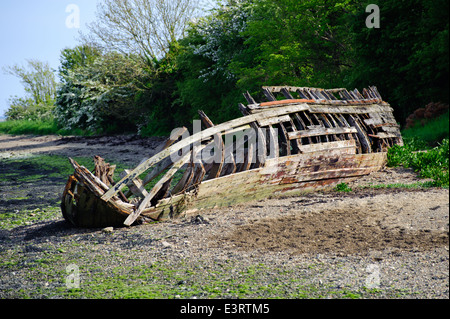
[387,138,449,187]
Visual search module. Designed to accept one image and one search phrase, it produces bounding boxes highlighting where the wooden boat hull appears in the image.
[62,148,386,227]
[61,85,402,228]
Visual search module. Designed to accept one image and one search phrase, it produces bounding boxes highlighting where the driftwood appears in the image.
[61,85,404,228]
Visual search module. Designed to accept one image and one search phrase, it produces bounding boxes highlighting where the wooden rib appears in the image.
[181,146,205,191]
[347,114,372,154]
[151,178,173,206]
[280,88,295,99]
[267,125,280,158]
[242,142,254,171]
[286,116,301,152]
[171,166,194,195]
[251,122,267,168]
[276,122,291,156]
[199,110,225,181]
[123,151,193,226]
[293,113,313,145]
[243,91,257,104]
[158,127,188,152]
[139,126,188,188]
[262,88,277,101]
[296,89,309,99]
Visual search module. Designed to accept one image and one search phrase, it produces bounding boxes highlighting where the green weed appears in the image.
[335,182,352,192]
[387,138,449,187]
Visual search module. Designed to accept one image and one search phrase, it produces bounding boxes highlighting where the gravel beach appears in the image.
[0,134,448,299]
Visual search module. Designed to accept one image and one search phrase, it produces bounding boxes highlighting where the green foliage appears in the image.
[387,139,449,187]
[335,182,353,192]
[9,0,446,137]
[5,96,55,121]
[54,47,150,133]
[347,0,449,123]
[232,0,358,90]
[3,59,58,121]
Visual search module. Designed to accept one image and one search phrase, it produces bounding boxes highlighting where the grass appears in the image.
[401,111,449,147]
[0,207,61,230]
[0,254,405,299]
[361,182,434,190]
[0,119,97,136]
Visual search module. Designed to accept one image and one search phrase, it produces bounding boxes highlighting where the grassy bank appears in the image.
[0,119,98,136]
[401,111,449,147]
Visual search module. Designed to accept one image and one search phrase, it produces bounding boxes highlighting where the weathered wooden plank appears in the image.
[298,140,356,154]
[308,104,393,114]
[380,125,402,133]
[121,169,149,198]
[69,158,106,196]
[258,99,315,108]
[287,127,357,139]
[192,152,386,210]
[368,133,401,139]
[258,114,291,126]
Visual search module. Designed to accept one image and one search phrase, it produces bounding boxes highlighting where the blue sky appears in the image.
[0,0,99,117]
[0,0,217,119]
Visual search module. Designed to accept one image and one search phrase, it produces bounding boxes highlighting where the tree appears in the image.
[58,44,102,79]
[55,47,150,133]
[2,60,57,120]
[81,0,201,62]
[228,0,358,91]
[347,0,449,124]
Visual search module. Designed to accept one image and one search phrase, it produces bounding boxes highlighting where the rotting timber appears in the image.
[61,86,403,228]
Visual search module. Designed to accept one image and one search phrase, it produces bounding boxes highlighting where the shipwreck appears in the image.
[61,86,403,228]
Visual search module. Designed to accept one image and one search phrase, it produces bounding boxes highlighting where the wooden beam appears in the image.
[287,127,357,139]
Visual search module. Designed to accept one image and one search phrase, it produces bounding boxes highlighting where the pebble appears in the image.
[102,227,114,234]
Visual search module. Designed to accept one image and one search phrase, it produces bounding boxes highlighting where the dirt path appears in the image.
[0,134,448,299]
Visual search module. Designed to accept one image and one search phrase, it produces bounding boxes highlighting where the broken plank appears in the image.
[298,140,356,154]
[258,114,292,127]
[287,127,357,139]
[121,169,149,198]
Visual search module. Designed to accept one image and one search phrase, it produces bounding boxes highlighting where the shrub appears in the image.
[387,139,449,187]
